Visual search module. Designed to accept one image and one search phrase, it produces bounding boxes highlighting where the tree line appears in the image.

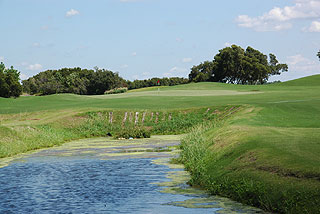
[22,67,126,95]
[21,67,188,96]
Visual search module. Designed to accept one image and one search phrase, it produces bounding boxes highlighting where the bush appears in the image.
[114,126,151,139]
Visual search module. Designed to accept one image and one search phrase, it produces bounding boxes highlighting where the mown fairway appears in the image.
[0,75,320,114]
[1,74,320,213]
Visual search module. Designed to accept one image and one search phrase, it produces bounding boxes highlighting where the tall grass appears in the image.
[0,106,232,158]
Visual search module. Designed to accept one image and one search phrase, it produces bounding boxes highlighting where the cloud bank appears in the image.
[236,0,320,32]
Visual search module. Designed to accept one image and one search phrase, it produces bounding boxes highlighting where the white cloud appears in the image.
[305,20,320,32]
[27,63,43,71]
[270,54,320,81]
[164,66,188,78]
[66,9,80,17]
[287,54,320,71]
[169,66,187,73]
[129,72,151,80]
[182,58,192,63]
[132,52,137,56]
[236,15,292,32]
[287,54,306,65]
[236,0,320,31]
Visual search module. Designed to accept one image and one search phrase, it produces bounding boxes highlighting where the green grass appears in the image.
[0,78,319,114]
[179,106,320,213]
[1,74,320,213]
[278,74,320,86]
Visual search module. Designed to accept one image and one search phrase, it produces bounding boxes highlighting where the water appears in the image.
[0,136,265,213]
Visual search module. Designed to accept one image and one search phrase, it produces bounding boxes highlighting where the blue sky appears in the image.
[0,0,320,81]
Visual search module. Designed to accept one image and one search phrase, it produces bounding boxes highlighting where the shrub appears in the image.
[114,126,151,139]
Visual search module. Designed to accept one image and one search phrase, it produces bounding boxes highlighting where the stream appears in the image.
[0,136,265,213]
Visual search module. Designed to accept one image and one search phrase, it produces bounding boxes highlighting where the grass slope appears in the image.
[179,106,320,213]
[1,74,320,213]
[279,74,320,86]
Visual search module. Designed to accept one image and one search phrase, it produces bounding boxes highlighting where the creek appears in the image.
[0,136,265,213]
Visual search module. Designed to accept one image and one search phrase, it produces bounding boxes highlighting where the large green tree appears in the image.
[189,45,288,84]
[0,62,22,98]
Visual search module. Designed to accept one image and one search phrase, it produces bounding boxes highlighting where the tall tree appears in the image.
[189,45,288,84]
[0,62,22,98]
[317,50,320,60]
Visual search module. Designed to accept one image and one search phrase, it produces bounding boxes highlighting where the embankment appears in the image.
[0,106,236,158]
[179,107,320,214]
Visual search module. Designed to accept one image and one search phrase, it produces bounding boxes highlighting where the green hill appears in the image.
[280,74,320,86]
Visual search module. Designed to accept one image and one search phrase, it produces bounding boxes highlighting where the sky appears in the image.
[0,0,320,81]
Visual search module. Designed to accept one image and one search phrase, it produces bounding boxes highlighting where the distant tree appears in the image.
[318,50,320,60]
[189,45,288,84]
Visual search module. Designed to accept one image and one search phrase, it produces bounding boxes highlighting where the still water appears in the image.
[0,136,265,213]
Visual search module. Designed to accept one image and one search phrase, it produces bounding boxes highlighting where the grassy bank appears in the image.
[179,104,320,213]
[1,75,320,213]
[0,106,235,158]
